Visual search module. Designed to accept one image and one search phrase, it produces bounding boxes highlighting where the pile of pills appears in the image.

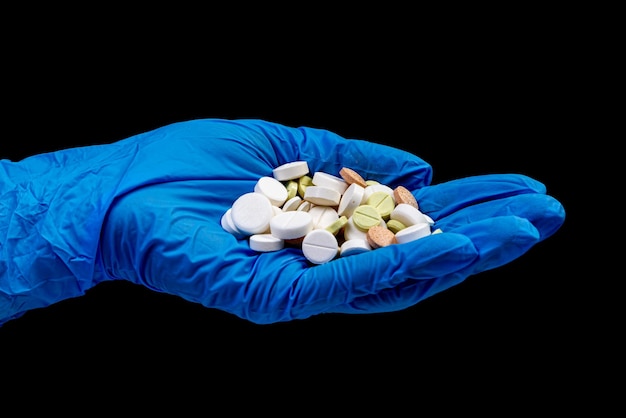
[221,161,442,264]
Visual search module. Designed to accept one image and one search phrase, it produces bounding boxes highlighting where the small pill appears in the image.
[296,200,314,212]
[230,192,274,235]
[340,238,372,257]
[395,222,431,244]
[386,219,407,234]
[282,196,302,211]
[249,234,285,252]
[352,205,382,230]
[337,183,365,217]
[220,208,246,239]
[301,229,339,264]
[312,171,348,195]
[308,206,339,229]
[297,175,314,198]
[393,185,419,209]
[325,215,348,236]
[339,167,367,188]
[304,186,341,206]
[366,191,395,220]
[285,180,299,200]
[366,225,398,249]
[273,161,310,181]
[270,211,314,240]
[363,183,395,204]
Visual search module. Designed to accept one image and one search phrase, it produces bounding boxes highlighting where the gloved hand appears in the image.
[0,118,565,326]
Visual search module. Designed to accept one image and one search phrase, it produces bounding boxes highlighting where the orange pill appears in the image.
[366,225,398,249]
[339,167,368,188]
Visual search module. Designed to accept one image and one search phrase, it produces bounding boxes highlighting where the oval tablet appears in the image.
[304,186,341,206]
[340,239,372,257]
[273,161,310,181]
[337,183,365,217]
[254,176,289,207]
[395,222,431,244]
[352,205,382,230]
[302,229,339,264]
[269,211,313,240]
[249,234,285,252]
[231,192,274,235]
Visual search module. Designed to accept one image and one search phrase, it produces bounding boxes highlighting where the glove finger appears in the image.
[434,192,565,242]
[232,119,434,189]
[275,231,479,320]
[415,173,548,220]
[328,215,541,314]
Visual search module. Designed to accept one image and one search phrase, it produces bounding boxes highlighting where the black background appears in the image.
[0,16,608,409]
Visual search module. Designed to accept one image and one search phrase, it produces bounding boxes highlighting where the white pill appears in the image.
[231,192,274,235]
[340,239,372,257]
[269,211,313,240]
[304,186,341,206]
[343,216,369,241]
[302,229,339,264]
[395,222,431,244]
[363,183,395,203]
[272,205,283,217]
[312,171,348,194]
[254,176,289,207]
[308,206,339,229]
[282,196,302,211]
[272,161,310,181]
[390,203,430,226]
[249,234,285,252]
[296,200,314,212]
[220,208,246,239]
[337,183,365,217]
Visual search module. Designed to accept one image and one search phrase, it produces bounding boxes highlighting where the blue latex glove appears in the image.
[0,118,565,326]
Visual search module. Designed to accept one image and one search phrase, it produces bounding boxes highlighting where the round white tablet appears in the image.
[390,203,430,226]
[302,229,339,264]
[340,239,372,257]
[269,211,314,240]
[308,206,339,229]
[282,196,302,212]
[395,222,431,244]
[231,192,274,235]
[303,186,341,206]
[220,208,246,239]
[272,161,310,181]
[337,183,365,217]
[254,176,289,207]
[312,171,348,195]
[249,234,285,252]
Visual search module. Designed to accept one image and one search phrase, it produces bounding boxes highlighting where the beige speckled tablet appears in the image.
[366,225,398,249]
[393,185,419,209]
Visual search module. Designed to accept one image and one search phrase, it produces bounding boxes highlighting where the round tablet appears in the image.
[249,234,285,252]
[366,225,398,249]
[366,191,395,219]
[337,183,365,217]
[340,238,372,257]
[231,192,274,235]
[308,206,339,229]
[390,203,430,226]
[272,161,310,181]
[304,186,341,206]
[254,176,289,207]
[393,185,418,209]
[395,222,431,244]
[312,171,348,195]
[352,205,382,230]
[301,229,339,264]
[269,211,313,240]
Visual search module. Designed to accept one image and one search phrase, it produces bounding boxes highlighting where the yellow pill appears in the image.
[366,191,395,220]
[365,180,379,186]
[325,215,348,236]
[298,175,314,198]
[386,219,407,234]
[285,180,298,200]
[352,205,382,230]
